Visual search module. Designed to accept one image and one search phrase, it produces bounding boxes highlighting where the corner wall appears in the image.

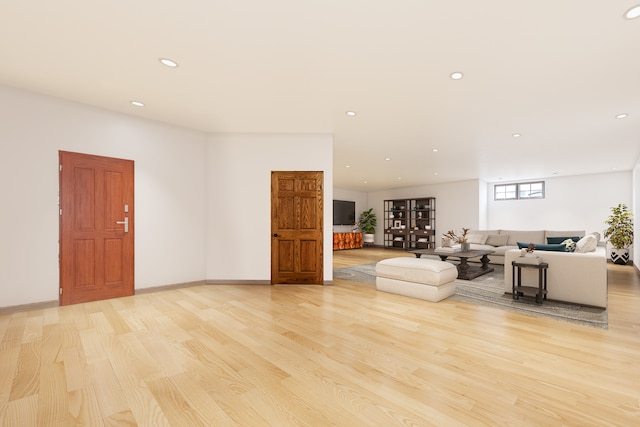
[0,85,208,307]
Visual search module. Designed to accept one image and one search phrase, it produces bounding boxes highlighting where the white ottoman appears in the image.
[375,257,458,302]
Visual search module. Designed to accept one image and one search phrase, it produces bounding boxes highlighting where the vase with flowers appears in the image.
[443,228,471,251]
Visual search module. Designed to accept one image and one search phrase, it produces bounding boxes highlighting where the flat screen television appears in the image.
[333,200,356,225]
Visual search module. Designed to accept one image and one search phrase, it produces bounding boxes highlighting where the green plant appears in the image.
[358,208,377,234]
[604,203,634,249]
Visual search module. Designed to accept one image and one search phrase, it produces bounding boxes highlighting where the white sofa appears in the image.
[448,229,607,307]
[504,246,607,308]
[458,229,587,265]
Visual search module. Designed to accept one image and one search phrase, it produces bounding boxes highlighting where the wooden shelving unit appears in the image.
[409,197,436,250]
[383,197,436,250]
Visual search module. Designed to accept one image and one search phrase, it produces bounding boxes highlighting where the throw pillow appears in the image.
[575,234,597,253]
[560,238,576,252]
[466,234,488,244]
[588,232,601,243]
[546,236,580,244]
[517,242,567,252]
[486,234,509,247]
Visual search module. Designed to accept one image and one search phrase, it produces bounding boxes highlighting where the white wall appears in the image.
[205,133,333,282]
[332,188,368,233]
[478,180,489,229]
[487,172,632,240]
[0,85,207,307]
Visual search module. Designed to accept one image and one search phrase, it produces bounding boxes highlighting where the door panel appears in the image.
[59,151,134,305]
[104,238,124,285]
[271,171,323,284]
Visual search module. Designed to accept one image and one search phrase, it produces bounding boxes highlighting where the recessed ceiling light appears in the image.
[624,5,640,19]
[512,133,521,138]
[450,72,464,80]
[363,181,368,184]
[130,101,145,107]
[434,172,438,176]
[616,113,628,119]
[397,177,402,180]
[385,157,391,161]
[432,148,439,152]
[346,111,357,117]
[346,165,351,168]
[159,58,178,67]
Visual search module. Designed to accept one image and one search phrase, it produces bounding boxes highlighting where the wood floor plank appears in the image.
[9,340,40,401]
[89,358,131,419]
[0,314,26,350]
[62,346,90,392]
[67,385,104,426]
[119,385,171,427]
[3,394,37,427]
[37,362,76,426]
[146,376,212,427]
[168,373,236,425]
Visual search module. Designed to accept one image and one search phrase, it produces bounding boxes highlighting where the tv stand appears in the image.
[333,232,363,250]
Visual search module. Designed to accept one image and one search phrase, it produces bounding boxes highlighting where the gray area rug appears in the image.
[334,261,608,329]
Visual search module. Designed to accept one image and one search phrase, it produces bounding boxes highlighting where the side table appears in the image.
[511,261,548,305]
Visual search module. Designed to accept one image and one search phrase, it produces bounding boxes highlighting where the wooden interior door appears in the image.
[59,151,134,305]
[271,171,323,284]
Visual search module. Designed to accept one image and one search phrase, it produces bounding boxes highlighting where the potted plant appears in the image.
[443,228,471,251]
[358,208,377,244]
[604,203,634,265]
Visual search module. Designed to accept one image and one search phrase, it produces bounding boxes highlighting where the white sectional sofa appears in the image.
[459,229,587,265]
[450,230,607,307]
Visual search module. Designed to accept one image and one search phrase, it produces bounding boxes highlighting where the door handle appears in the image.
[115,217,129,233]
[273,233,279,237]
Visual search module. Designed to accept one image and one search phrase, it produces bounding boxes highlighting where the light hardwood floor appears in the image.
[1,248,639,426]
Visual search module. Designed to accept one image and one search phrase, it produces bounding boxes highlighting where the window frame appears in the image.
[494,181,545,201]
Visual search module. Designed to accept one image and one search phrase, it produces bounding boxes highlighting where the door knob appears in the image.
[273,233,279,237]
[115,217,129,233]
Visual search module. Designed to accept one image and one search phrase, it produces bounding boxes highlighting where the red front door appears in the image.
[59,151,134,305]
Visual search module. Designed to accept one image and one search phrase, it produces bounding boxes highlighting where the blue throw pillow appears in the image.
[546,236,580,244]
[517,242,568,252]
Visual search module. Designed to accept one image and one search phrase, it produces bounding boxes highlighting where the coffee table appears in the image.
[410,248,495,280]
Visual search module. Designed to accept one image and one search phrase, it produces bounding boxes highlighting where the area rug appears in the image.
[334,262,608,329]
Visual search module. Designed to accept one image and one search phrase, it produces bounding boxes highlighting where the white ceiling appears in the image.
[1,1,639,191]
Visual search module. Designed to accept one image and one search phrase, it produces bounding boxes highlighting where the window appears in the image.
[518,181,544,199]
[494,181,544,200]
[495,184,517,200]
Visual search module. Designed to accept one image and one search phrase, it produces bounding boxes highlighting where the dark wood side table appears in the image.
[511,260,548,305]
